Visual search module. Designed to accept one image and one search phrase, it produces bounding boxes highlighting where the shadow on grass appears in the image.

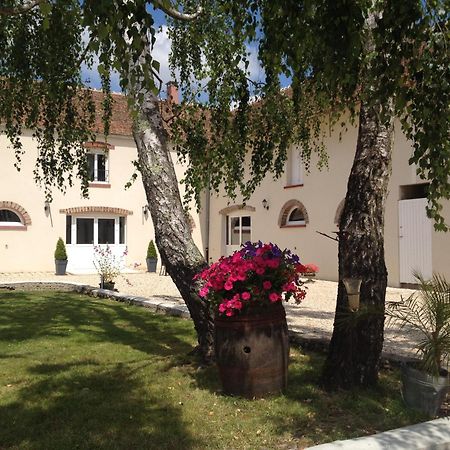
[0,291,202,449]
[0,291,194,362]
[0,364,197,450]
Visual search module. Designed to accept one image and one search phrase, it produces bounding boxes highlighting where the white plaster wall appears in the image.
[207,119,450,287]
[0,132,204,272]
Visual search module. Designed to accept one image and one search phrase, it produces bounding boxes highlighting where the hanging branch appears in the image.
[0,0,45,16]
[152,0,202,21]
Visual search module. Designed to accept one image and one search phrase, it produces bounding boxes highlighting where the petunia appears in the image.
[269,292,281,302]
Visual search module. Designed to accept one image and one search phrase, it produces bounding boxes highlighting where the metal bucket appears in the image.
[214,302,289,398]
[402,364,450,416]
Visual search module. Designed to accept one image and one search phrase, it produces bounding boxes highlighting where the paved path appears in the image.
[0,271,419,360]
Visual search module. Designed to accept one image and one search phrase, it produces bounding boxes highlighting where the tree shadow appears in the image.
[0,291,208,449]
[0,291,195,364]
[0,363,198,450]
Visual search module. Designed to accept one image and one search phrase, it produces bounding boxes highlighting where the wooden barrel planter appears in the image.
[214,302,289,398]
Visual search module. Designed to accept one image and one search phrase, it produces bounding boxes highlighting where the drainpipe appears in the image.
[205,172,211,263]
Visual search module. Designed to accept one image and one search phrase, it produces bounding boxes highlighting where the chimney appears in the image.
[166,81,179,105]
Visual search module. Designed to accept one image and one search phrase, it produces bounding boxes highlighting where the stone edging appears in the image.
[0,281,190,319]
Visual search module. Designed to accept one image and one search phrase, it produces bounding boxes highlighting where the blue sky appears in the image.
[80,6,286,98]
[81,6,168,94]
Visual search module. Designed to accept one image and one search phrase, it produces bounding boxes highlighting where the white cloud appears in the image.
[80,26,173,95]
[151,25,174,89]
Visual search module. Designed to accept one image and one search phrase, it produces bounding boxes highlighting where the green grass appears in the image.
[0,291,426,450]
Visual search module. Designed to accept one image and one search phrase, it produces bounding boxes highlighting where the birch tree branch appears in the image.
[0,0,45,16]
[151,0,202,21]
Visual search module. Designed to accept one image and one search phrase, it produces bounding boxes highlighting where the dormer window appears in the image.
[285,147,304,188]
[84,141,114,187]
[87,151,108,182]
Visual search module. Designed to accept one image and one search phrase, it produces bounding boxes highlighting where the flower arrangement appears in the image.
[93,244,128,284]
[195,241,318,317]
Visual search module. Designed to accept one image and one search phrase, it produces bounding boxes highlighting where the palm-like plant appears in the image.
[387,272,450,377]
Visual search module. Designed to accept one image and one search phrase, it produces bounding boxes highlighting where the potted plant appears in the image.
[146,240,158,272]
[54,237,68,275]
[386,272,450,416]
[195,241,318,398]
[93,244,127,290]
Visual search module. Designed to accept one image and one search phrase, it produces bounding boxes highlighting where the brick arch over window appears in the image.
[59,206,133,216]
[278,200,309,227]
[0,201,32,225]
[219,204,256,215]
[334,199,345,226]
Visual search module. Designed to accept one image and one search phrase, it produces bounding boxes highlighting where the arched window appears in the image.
[286,207,306,225]
[0,210,21,224]
[279,200,309,227]
[0,202,31,229]
[334,199,345,226]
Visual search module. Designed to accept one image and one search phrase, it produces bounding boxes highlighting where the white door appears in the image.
[66,216,126,273]
[225,215,251,256]
[399,198,432,284]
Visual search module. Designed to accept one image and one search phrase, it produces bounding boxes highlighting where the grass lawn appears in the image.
[0,291,426,450]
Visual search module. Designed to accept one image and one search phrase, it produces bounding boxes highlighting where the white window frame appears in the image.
[69,216,125,246]
[87,150,109,183]
[226,215,252,246]
[286,206,306,226]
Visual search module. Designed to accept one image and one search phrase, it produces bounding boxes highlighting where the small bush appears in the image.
[54,238,67,260]
[147,240,157,259]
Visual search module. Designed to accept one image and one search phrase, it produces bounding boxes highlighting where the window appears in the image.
[286,148,303,187]
[68,216,126,245]
[66,215,72,244]
[0,210,22,224]
[399,183,429,200]
[87,151,108,182]
[76,218,94,244]
[279,200,309,227]
[226,216,251,246]
[334,199,345,226]
[119,216,126,244]
[98,219,115,244]
[286,207,306,226]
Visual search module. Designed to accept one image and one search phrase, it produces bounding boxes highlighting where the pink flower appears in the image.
[241,292,251,300]
[224,280,234,291]
[233,300,243,310]
[269,292,281,303]
[266,258,280,269]
[305,263,319,273]
[263,280,272,290]
[255,267,265,275]
[282,282,296,292]
[199,287,209,298]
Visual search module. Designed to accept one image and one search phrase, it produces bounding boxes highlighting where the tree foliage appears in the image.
[170,0,449,228]
[0,0,162,199]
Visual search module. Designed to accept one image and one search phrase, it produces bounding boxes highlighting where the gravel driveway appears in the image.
[0,270,419,360]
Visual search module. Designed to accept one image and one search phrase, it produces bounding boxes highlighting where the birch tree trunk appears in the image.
[131,91,214,363]
[321,101,394,389]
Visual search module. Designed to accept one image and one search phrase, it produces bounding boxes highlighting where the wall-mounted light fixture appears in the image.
[342,277,362,312]
[142,205,149,217]
[262,199,269,210]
